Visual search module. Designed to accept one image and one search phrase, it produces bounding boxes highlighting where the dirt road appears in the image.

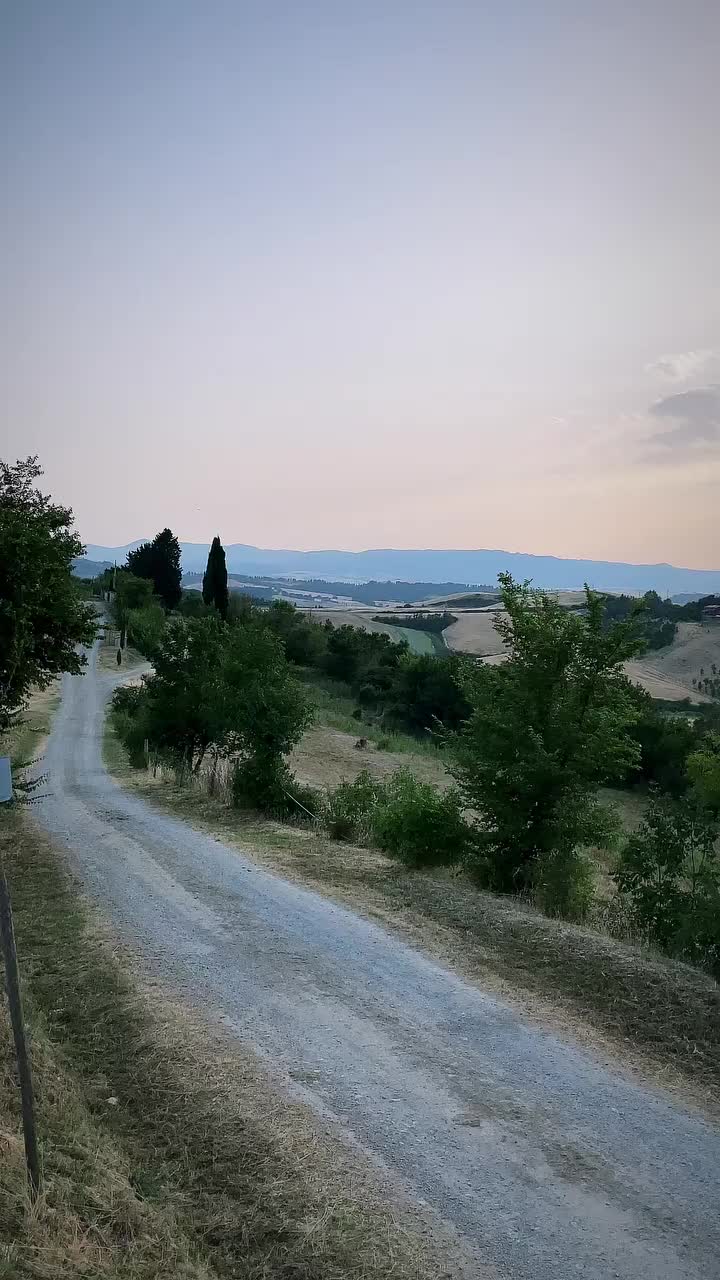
[36,643,720,1280]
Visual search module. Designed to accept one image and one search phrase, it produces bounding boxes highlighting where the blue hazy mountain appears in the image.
[78,541,720,595]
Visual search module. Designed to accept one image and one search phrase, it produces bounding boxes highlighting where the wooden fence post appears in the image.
[0,864,41,1197]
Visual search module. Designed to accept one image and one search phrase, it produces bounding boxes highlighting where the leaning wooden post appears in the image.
[0,758,41,1198]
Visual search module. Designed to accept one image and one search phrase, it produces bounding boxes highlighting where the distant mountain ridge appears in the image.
[78,541,720,595]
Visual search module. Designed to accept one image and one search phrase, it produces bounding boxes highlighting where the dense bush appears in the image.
[622,691,695,794]
[127,601,167,658]
[614,795,720,976]
[687,735,720,813]
[369,770,471,869]
[110,685,151,767]
[385,652,470,735]
[264,600,329,665]
[177,590,214,619]
[321,768,470,867]
[323,770,383,841]
[323,624,402,690]
[532,847,596,922]
[111,614,312,815]
[232,756,319,821]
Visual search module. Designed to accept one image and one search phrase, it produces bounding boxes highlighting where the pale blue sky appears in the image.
[2,1,719,565]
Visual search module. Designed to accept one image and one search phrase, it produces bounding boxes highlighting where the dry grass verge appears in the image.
[8,685,61,766]
[105,726,720,1119]
[0,809,471,1279]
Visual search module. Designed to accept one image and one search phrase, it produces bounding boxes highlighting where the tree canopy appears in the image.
[451,573,644,891]
[126,529,182,609]
[0,457,96,733]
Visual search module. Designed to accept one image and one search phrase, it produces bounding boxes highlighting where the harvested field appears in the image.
[624,622,720,700]
[300,608,439,653]
[290,724,449,792]
[624,662,711,703]
[444,609,507,656]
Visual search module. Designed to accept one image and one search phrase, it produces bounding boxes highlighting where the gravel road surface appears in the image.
[36,644,720,1280]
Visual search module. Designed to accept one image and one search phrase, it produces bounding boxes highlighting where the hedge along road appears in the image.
[36,641,720,1280]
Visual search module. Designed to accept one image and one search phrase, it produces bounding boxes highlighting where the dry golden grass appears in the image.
[290,725,449,792]
[623,622,720,703]
[623,662,710,703]
[443,610,507,656]
[5,685,61,765]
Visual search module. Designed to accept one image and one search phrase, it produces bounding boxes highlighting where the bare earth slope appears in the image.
[34,644,720,1280]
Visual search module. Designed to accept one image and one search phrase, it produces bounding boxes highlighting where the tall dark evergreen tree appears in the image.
[202,536,229,621]
[126,528,182,610]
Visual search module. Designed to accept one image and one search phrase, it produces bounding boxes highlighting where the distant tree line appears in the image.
[371,611,456,636]
[600,589,720,653]
[181,574,498,606]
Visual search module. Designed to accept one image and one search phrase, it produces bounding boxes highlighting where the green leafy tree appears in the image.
[614,794,720,974]
[202,536,229,621]
[0,457,96,733]
[137,616,229,770]
[125,615,311,811]
[623,688,695,795]
[386,652,470,735]
[127,602,167,659]
[111,570,155,647]
[221,623,313,811]
[264,600,328,665]
[450,574,643,891]
[126,529,182,610]
[687,735,720,814]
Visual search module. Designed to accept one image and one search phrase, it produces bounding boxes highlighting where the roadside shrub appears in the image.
[532,847,596,922]
[127,602,167,658]
[232,754,320,822]
[274,775,322,823]
[323,771,383,841]
[370,770,470,868]
[110,684,150,767]
[614,794,720,976]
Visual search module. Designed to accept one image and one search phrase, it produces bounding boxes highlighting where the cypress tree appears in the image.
[202,536,229,621]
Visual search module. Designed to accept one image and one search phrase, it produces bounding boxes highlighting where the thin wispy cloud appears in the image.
[648,385,720,449]
[645,349,716,382]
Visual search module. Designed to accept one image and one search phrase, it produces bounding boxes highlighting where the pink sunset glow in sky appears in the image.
[2,2,719,568]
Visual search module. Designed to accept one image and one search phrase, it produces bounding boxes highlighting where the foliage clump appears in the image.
[450,574,643,892]
[0,456,96,733]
